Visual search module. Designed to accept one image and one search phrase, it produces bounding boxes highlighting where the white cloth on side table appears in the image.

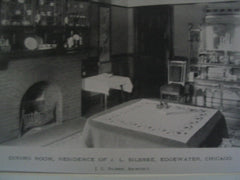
[82,73,133,95]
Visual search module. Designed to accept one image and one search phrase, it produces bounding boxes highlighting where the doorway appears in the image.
[133,5,173,98]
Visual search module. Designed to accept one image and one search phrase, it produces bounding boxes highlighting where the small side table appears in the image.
[82,73,133,110]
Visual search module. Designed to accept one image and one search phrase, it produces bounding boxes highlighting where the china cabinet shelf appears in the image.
[195,78,240,85]
[199,50,240,54]
[0,48,90,61]
[192,6,240,122]
[191,63,240,68]
[0,0,91,56]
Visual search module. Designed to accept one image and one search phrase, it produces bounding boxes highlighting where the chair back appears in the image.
[168,61,186,86]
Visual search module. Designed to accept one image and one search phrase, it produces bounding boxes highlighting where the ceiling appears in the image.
[92,0,238,7]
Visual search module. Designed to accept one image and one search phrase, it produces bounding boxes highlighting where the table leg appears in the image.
[104,94,108,110]
[120,85,124,103]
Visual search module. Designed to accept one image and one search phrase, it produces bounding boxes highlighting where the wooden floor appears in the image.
[3,118,86,148]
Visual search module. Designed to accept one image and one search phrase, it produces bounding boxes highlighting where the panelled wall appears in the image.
[87,4,135,77]
[111,6,135,79]
[173,4,205,57]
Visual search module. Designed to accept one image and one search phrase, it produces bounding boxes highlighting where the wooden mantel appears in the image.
[92,0,237,7]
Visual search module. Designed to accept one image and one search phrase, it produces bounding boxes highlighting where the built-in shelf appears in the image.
[0,0,90,58]
[191,7,240,123]
[199,49,240,53]
[0,25,90,31]
[0,48,90,61]
[195,78,240,85]
[191,63,240,68]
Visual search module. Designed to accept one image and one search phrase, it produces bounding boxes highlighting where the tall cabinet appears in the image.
[193,6,240,125]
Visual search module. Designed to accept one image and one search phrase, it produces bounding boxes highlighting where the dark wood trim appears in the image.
[97,3,101,59]
[0,48,89,61]
[110,5,112,59]
[168,6,174,58]
[133,7,138,56]
[98,3,112,72]
[91,1,129,8]
[86,53,137,61]
[98,60,111,64]
[111,53,136,58]
[109,4,130,8]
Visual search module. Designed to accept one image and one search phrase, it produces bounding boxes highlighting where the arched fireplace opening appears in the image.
[19,81,63,136]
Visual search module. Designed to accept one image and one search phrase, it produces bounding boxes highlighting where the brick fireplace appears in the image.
[0,54,83,143]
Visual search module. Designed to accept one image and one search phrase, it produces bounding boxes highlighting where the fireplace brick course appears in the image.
[0,55,82,143]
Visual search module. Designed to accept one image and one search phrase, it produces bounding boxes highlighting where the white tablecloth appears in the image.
[83,99,228,148]
[82,73,133,95]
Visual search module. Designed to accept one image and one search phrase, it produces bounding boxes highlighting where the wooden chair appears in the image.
[160,60,186,103]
